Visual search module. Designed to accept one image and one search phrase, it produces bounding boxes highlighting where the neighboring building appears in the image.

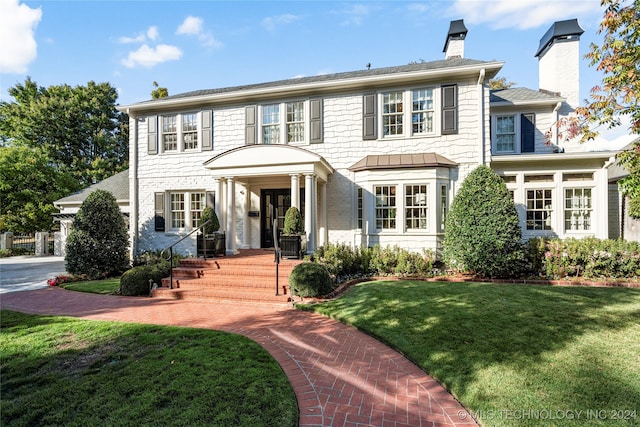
[53,170,129,256]
[116,18,620,258]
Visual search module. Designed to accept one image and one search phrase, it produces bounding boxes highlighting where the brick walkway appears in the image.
[1,288,477,427]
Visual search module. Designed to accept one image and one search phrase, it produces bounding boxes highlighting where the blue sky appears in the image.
[0,0,633,145]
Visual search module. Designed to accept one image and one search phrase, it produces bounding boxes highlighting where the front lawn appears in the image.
[0,311,298,427]
[303,281,640,426]
[60,278,121,294]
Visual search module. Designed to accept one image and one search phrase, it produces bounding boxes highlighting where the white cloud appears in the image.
[147,26,159,41]
[0,0,41,74]
[176,15,222,48]
[121,44,182,68]
[176,16,203,35]
[338,4,371,26]
[119,26,159,44]
[449,0,601,29]
[262,13,301,32]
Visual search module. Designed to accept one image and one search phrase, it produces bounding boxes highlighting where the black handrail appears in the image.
[160,220,213,289]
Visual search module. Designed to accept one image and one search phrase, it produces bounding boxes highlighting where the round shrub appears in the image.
[201,206,220,235]
[288,262,333,298]
[443,165,525,278]
[283,206,304,235]
[120,262,171,296]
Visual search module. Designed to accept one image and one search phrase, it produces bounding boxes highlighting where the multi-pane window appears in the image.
[382,92,403,136]
[412,89,434,134]
[526,189,552,230]
[262,104,280,144]
[286,102,305,143]
[440,185,448,232]
[182,113,198,150]
[565,188,592,231]
[375,185,396,230]
[405,184,428,229]
[170,193,185,229]
[357,187,363,230]
[162,115,178,151]
[496,116,516,152]
[190,192,206,229]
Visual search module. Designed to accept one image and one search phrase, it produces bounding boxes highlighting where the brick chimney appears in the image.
[443,19,468,59]
[535,19,584,109]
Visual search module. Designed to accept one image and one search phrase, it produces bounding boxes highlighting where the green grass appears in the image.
[302,281,640,426]
[0,311,298,427]
[60,278,121,294]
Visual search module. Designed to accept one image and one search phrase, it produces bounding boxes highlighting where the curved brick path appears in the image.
[1,288,476,427]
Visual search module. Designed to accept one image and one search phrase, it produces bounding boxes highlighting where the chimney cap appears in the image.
[443,19,468,53]
[535,19,584,57]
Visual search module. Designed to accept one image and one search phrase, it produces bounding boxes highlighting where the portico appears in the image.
[204,145,334,254]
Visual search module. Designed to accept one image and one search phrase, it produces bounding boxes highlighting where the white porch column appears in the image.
[226,177,238,254]
[318,181,327,247]
[214,178,223,229]
[290,174,300,210]
[242,184,250,249]
[304,173,317,254]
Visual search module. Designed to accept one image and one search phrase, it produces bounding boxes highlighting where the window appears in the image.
[526,189,552,230]
[382,92,403,136]
[262,104,280,144]
[565,188,592,231]
[182,113,198,150]
[440,185,447,232]
[169,191,206,230]
[412,89,434,134]
[357,186,363,230]
[405,184,428,229]
[286,101,305,142]
[162,115,178,151]
[375,185,396,230]
[496,116,515,153]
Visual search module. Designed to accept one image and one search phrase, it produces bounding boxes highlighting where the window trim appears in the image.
[378,87,439,139]
[257,100,309,145]
[155,111,210,154]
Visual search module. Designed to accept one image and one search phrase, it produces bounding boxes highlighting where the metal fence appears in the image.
[2,232,55,255]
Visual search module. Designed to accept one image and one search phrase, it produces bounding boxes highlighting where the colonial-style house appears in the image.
[115,18,619,258]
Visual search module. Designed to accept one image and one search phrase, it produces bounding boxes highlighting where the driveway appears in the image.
[0,256,67,294]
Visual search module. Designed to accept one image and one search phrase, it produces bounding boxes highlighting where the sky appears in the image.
[0,0,635,147]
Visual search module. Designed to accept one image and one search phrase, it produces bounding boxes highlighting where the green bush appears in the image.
[314,242,370,277]
[119,262,171,296]
[288,262,333,297]
[443,165,525,278]
[283,207,304,235]
[66,189,129,279]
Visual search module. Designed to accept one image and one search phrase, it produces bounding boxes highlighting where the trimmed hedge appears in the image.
[288,262,333,298]
[120,262,171,296]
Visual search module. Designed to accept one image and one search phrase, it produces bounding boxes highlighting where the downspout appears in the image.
[553,101,562,149]
[477,69,486,165]
[128,108,139,258]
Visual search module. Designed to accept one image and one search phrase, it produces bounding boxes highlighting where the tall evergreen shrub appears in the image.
[443,165,525,278]
[66,189,129,278]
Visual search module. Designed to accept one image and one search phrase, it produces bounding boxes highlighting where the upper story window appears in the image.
[148,111,212,155]
[382,92,404,136]
[287,101,305,142]
[262,104,280,144]
[496,115,516,152]
[412,89,434,134]
[492,113,535,154]
[162,115,178,151]
[182,113,198,150]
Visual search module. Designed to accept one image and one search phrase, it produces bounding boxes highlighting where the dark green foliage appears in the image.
[66,190,129,279]
[119,263,170,296]
[289,262,333,297]
[200,206,220,234]
[283,206,304,235]
[443,165,525,278]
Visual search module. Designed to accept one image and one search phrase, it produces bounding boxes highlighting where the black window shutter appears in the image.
[245,106,257,145]
[201,110,213,151]
[441,84,458,135]
[154,192,165,231]
[147,115,158,154]
[363,94,377,140]
[521,113,535,153]
[310,98,323,143]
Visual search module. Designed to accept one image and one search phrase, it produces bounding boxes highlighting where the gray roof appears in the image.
[55,169,129,205]
[132,57,494,105]
[535,19,584,57]
[490,87,564,105]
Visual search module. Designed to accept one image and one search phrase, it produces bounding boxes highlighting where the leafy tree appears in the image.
[0,77,129,187]
[66,190,129,278]
[151,81,169,99]
[443,165,525,278]
[0,146,78,232]
[489,76,516,90]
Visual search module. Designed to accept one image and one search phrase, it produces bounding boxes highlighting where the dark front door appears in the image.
[260,188,305,248]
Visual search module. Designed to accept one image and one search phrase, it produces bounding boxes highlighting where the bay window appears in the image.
[375,185,397,230]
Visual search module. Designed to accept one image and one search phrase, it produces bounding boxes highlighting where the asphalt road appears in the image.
[0,256,67,294]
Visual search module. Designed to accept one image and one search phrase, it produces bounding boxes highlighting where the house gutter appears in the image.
[478,68,486,165]
[127,108,139,258]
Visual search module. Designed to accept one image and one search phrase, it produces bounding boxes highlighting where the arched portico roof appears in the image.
[203,145,334,182]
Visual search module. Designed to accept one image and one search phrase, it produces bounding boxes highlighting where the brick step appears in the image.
[164,275,290,291]
[170,264,298,279]
[152,286,293,304]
